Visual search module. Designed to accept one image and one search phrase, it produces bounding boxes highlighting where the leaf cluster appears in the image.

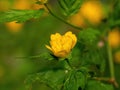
[58,0,83,16]
[0,9,44,23]
[78,28,101,46]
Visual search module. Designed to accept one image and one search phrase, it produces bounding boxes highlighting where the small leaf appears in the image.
[63,70,76,90]
[58,0,83,16]
[63,70,87,90]
[0,9,44,23]
[75,70,87,90]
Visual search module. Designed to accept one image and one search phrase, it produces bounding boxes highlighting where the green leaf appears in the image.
[63,70,76,90]
[58,0,83,16]
[85,80,114,90]
[75,70,87,90]
[63,70,87,90]
[109,0,120,27]
[80,48,106,75]
[0,9,44,23]
[25,70,67,90]
[78,28,100,46]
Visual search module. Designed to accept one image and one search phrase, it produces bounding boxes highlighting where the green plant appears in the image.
[0,0,120,90]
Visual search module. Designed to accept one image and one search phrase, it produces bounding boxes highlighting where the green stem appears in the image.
[65,59,73,69]
[107,41,119,87]
[44,4,82,30]
[93,77,110,82]
[16,55,41,59]
[107,42,115,79]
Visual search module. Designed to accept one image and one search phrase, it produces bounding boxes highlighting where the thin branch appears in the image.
[65,59,73,69]
[44,4,82,30]
[107,41,119,87]
[93,77,119,88]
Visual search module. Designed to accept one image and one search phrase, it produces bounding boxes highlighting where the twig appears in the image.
[44,4,82,30]
[93,77,119,87]
[107,41,119,88]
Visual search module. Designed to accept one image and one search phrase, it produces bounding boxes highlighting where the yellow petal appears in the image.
[65,31,77,48]
[62,36,72,52]
[50,41,62,53]
[54,50,68,58]
[51,33,61,41]
[45,45,52,51]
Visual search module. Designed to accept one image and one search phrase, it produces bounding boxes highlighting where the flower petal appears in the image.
[65,31,77,48]
[51,33,61,41]
[45,45,52,51]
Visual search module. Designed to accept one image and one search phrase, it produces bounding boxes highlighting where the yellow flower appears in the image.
[114,51,120,64]
[69,0,106,27]
[80,0,105,25]
[46,31,77,58]
[108,28,120,48]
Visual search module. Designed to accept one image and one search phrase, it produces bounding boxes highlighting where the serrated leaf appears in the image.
[63,70,76,90]
[80,47,106,75]
[63,70,87,90]
[85,80,114,90]
[58,0,83,16]
[25,70,67,90]
[0,9,44,23]
[75,70,87,90]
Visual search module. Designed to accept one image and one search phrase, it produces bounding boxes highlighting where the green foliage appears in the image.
[25,70,66,90]
[85,80,114,90]
[63,70,87,90]
[0,9,44,23]
[80,48,106,74]
[25,68,88,90]
[58,0,83,16]
[78,28,100,46]
[109,0,120,28]
[111,0,120,19]
[0,0,119,90]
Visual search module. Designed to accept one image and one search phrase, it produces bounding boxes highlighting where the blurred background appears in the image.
[0,0,120,90]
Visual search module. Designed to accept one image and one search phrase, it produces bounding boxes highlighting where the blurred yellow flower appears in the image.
[46,31,77,58]
[114,51,120,64]
[108,28,120,48]
[69,0,106,27]
[6,0,32,33]
[80,0,105,25]
[5,21,23,33]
